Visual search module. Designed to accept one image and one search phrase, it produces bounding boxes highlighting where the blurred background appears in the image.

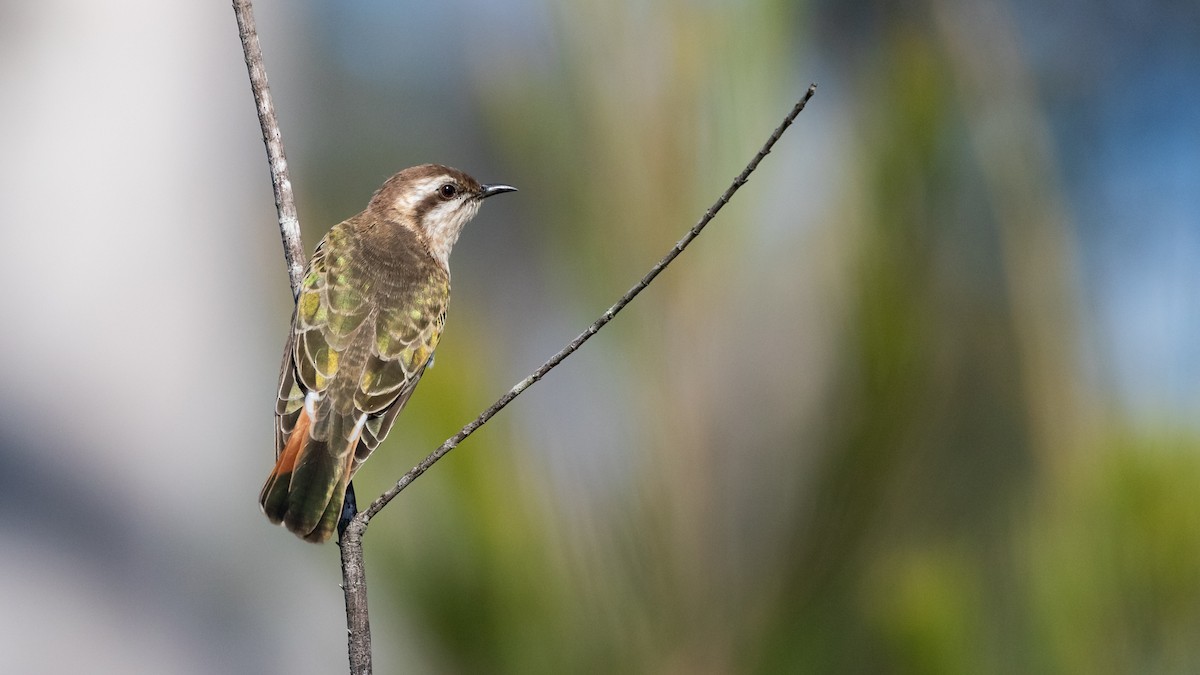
[1,0,1197,672]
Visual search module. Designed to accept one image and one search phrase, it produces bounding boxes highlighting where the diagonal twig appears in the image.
[357,84,819,526]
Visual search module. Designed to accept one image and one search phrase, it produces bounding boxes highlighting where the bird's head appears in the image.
[369,163,516,267]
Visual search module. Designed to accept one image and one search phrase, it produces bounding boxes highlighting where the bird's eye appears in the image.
[438,183,458,200]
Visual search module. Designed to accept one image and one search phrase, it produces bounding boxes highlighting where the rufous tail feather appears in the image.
[259,407,310,525]
[259,410,366,544]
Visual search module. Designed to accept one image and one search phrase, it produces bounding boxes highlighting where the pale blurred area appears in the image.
[0,0,1197,672]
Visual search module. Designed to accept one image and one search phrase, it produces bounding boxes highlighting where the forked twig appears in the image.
[233,2,815,672]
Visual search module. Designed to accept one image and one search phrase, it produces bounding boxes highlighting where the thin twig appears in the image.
[234,0,306,297]
[358,84,818,526]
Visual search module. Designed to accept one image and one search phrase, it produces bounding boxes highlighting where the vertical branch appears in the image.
[237,0,371,670]
[340,520,372,675]
[234,0,306,297]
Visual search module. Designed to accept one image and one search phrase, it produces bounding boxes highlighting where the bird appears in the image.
[259,164,516,543]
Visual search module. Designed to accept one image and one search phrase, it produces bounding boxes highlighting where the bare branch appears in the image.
[237,0,371,669]
[339,522,372,675]
[234,0,306,297]
[234,6,814,671]
[358,84,818,526]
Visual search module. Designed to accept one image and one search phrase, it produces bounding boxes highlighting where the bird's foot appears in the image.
[337,480,358,542]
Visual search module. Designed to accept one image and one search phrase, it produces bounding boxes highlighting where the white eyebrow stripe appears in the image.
[396,176,452,211]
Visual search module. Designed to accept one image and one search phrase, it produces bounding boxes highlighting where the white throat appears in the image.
[422,198,481,268]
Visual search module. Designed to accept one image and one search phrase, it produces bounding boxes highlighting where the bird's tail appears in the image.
[259,409,358,543]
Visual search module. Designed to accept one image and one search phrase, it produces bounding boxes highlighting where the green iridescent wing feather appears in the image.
[353,288,447,468]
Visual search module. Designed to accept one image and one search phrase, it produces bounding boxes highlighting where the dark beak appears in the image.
[480,184,518,199]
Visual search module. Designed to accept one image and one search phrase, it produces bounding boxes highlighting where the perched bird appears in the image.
[259,164,515,543]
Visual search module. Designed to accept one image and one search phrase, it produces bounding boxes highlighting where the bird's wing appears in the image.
[275,226,375,455]
[351,273,449,473]
[264,224,378,540]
